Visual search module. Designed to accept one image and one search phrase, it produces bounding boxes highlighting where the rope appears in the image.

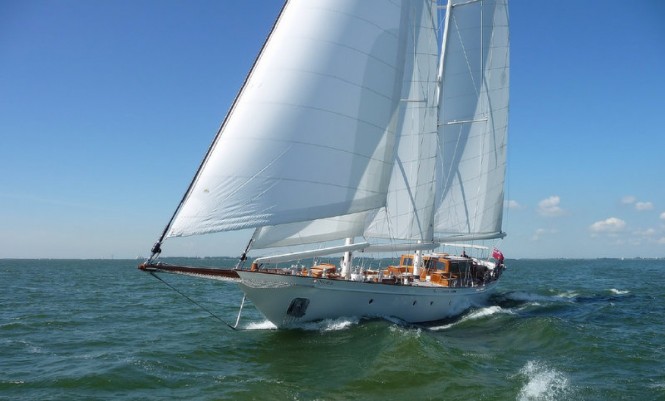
[149,272,241,331]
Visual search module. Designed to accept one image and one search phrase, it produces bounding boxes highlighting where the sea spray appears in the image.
[517,360,572,401]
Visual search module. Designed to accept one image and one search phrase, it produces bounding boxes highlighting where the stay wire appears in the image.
[149,272,240,331]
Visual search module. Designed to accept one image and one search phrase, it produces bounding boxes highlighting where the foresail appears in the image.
[167,0,412,238]
[433,0,509,241]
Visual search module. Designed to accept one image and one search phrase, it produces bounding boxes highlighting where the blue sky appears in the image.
[1,1,664,259]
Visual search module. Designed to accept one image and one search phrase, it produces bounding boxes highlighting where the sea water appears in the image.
[1,258,664,400]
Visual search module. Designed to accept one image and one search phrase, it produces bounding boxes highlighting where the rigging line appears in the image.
[149,272,241,331]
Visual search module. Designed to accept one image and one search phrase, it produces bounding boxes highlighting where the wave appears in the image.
[500,289,633,314]
[517,360,572,401]
[243,317,360,332]
[428,305,512,331]
[388,323,422,339]
[243,320,277,330]
[317,317,360,332]
[504,291,577,305]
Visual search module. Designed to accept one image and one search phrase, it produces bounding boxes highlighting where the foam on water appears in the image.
[467,305,511,319]
[243,320,277,330]
[429,305,512,331]
[609,288,629,295]
[506,291,576,304]
[318,317,360,332]
[389,324,422,338]
[517,360,571,401]
[244,317,360,332]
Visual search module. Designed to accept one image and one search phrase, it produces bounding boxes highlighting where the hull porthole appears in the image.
[286,298,310,318]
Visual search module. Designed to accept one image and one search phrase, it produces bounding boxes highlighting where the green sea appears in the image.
[1,258,664,400]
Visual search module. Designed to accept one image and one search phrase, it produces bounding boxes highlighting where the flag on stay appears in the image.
[492,248,504,261]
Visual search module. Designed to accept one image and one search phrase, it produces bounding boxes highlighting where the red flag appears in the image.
[492,248,504,261]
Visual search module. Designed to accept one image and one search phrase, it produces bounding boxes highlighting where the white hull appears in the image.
[237,271,497,328]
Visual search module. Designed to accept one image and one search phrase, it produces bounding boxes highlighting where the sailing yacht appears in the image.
[141,0,510,328]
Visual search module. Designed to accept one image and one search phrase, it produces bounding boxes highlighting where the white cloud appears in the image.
[635,201,653,211]
[538,196,565,217]
[658,237,665,245]
[634,228,656,237]
[531,228,557,241]
[661,212,665,221]
[621,195,636,204]
[506,200,522,209]
[589,217,626,235]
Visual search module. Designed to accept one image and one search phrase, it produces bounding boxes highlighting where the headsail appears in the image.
[167,0,412,238]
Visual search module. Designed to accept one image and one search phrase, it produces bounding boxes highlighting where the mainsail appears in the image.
[364,1,439,242]
[433,0,510,242]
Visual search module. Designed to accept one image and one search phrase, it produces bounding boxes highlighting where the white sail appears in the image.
[364,1,440,242]
[433,0,509,241]
[253,242,370,265]
[168,0,411,237]
[251,211,374,249]
[237,1,438,249]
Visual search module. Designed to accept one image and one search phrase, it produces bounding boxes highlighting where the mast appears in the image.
[436,0,453,107]
[341,237,354,279]
[413,244,424,277]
